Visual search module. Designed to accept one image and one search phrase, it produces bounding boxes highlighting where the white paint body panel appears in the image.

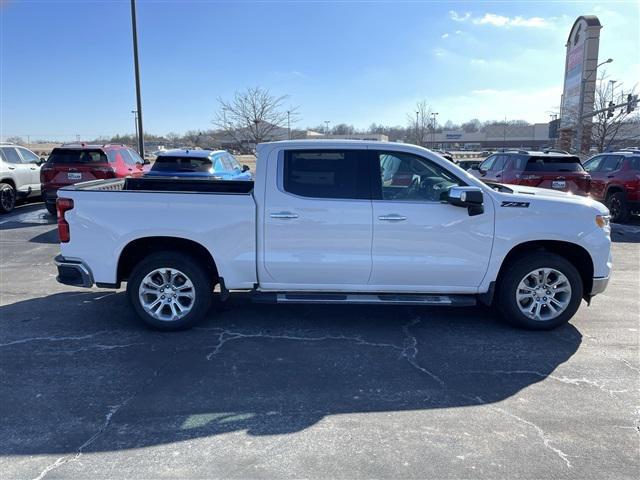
[59,140,612,296]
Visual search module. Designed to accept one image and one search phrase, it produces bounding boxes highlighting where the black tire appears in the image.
[497,252,583,330]
[45,203,57,216]
[127,251,214,331]
[606,191,631,224]
[0,182,16,214]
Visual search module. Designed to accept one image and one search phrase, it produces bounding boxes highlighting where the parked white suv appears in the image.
[0,143,43,213]
[53,140,612,331]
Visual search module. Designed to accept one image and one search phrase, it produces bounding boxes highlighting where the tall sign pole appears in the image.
[130,0,145,157]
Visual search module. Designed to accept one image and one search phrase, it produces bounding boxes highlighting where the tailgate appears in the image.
[519,156,591,195]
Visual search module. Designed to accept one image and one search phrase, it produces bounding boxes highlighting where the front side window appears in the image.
[18,148,40,164]
[283,150,369,199]
[583,155,604,172]
[479,155,496,171]
[127,149,144,165]
[376,151,463,202]
[491,154,507,171]
[0,147,23,164]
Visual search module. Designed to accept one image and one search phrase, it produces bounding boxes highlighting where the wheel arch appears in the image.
[117,236,219,286]
[604,184,625,199]
[0,178,16,190]
[496,240,594,299]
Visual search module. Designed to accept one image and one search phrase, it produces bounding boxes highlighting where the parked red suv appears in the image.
[470,150,591,196]
[583,150,640,223]
[41,144,147,215]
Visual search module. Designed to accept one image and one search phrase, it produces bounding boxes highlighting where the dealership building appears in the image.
[425,123,554,150]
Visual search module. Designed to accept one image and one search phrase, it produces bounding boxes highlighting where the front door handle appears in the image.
[270,211,299,219]
[378,214,407,222]
[8,166,15,170]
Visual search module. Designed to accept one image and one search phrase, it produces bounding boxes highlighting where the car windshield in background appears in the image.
[152,156,212,172]
[524,156,584,172]
[48,149,108,164]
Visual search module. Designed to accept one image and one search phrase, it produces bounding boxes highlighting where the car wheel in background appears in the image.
[127,251,213,331]
[606,192,630,224]
[0,183,16,213]
[45,203,57,216]
[497,252,583,330]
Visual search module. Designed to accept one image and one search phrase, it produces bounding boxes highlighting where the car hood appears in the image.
[496,184,609,214]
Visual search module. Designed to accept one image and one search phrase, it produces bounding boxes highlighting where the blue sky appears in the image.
[1,0,638,140]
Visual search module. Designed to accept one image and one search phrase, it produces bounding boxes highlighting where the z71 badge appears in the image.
[501,201,530,208]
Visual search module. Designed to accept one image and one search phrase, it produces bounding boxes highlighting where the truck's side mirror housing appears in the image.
[446,186,484,216]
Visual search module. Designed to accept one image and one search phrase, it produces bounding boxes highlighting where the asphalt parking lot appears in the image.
[1,203,639,479]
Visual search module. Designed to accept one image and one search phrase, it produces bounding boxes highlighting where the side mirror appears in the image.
[242,164,250,173]
[143,159,151,165]
[446,186,484,216]
[38,157,47,165]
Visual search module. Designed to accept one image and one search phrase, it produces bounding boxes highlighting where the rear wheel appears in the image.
[127,251,214,330]
[606,191,630,223]
[45,203,57,216]
[0,183,16,213]
[497,252,583,330]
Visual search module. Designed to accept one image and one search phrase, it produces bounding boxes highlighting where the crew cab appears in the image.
[583,150,640,223]
[53,140,612,331]
[469,150,591,196]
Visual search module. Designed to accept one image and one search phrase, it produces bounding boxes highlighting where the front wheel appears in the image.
[497,253,583,330]
[606,192,631,223]
[127,251,213,330]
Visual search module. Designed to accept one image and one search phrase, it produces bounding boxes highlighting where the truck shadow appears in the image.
[0,291,582,456]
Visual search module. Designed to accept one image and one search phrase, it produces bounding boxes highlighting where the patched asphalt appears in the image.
[1,203,639,479]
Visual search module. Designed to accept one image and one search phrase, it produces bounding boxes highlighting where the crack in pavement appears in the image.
[31,352,177,480]
[468,369,629,397]
[472,395,573,468]
[0,331,110,348]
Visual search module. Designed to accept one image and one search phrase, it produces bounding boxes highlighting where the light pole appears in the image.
[430,112,439,147]
[324,121,330,135]
[287,110,291,140]
[131,110,138,150]
[575,58,613,154]
[415,111,419,144]
[130,0,145,157]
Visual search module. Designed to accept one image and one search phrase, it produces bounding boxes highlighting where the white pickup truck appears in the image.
[54,140,612,331]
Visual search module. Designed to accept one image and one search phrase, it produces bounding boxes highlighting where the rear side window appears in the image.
[48,149,108,164]
[151,156,212,172]
[283,150,370,199]
[0,147,23,164]
[600,156,622,172]
[583,155,605,172]
[629,157,640,170]
[525,156,584,172]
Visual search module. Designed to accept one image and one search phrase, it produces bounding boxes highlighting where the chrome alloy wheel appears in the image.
[138,268,196,322]
[516,268,572,322]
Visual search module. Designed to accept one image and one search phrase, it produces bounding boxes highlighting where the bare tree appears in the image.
[165,132,181,147]
[213,86,298,149]
[331,123,356,135]
[5,136,25,145]
[590,72,639,153]
[406,100,433,146]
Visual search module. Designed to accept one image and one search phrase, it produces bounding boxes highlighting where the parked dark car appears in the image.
[40,144,148,215]
[146,149,252,180]
[469,150,591,196]
[583,150,640,222]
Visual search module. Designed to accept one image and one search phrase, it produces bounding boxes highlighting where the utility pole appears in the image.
[503,117,507,147]
[575,58,613,154]
[287,111,291,140]
[131,110,139,150]
[130,0,145,157]
[415,111,419,145]
[324,121,330,135]
[430,112,439,147]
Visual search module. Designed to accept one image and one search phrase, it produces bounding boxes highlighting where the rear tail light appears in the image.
[56,198,74,243]
[92,166,116,179]
[39,164,55,183]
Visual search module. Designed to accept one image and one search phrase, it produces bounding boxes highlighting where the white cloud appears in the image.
[449,10,550,28]
[449,11,470,22]
[441,33,449,38]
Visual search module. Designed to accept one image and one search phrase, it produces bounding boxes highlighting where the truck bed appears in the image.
[65,177,254,194]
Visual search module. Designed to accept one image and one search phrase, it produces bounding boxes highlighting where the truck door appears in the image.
[261,148,373,289]
[369,150,494,291]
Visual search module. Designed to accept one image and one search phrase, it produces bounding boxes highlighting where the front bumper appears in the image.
[591,276,610,296]
[54,255,94,288]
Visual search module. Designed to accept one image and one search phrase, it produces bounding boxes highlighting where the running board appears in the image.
[252,292,476,306]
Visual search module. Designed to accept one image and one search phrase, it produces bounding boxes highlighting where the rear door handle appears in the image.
[270,211,299,219]
[378,214,407,222]
[8,166,15,170]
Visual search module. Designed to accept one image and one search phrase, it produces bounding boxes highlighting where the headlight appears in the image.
[595,215,610,229]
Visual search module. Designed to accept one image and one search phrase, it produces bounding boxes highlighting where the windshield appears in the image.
[47,149,109,164]
[524,156,584,172]
[151,156,212,172]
